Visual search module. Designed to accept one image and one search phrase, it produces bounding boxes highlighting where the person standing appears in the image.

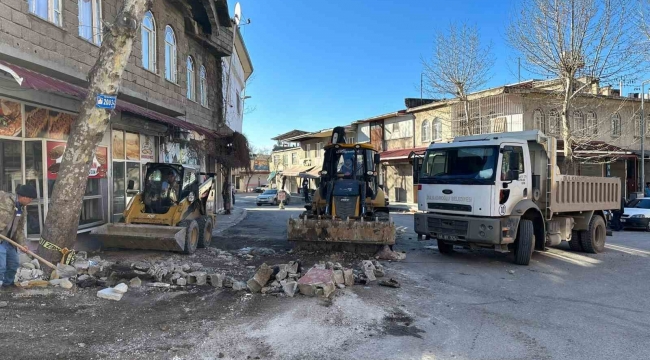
[231,183,236,206]
[302,178,309,203]
[0,185,36,289]
[222,181,231,215]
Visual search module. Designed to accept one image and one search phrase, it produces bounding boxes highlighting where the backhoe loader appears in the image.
[91,163,217,254]
[287,127,396,252]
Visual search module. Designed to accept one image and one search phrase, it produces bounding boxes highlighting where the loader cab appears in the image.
[143,163,199,214]
[321,144,379,198]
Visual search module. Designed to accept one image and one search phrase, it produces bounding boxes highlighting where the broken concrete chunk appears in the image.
[132,262,150,272]
[60,279,73,289]
[87,265,101,276]
[297,268,335,297]
[337,284,345,289]
[223,277,234,288]
[189,272,207,286]
[177,278,187,286]
[31,259,40,269]
[150,282,171,288]
[208,273,225,288]
[232,281,247,291]
[55,264,77,278]
[49,279,63,286]
[333,270,344,285]
[343,269,354,287]
[190,262,203,272]
[375,245,406,261]
[253,263,274,288]
[129,277,142,287]
[22,262,36,270]
[78,274,90,282]
[247,278,263,293]
[378,278,400,288]
[181,264,191,272]
[113,283,128,294]
[287,261,299,274]
[27,280,49,287]
[281,280,297,297]
[97,288,123,301]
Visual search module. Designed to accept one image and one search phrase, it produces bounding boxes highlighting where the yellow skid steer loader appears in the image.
[91,163,217,254]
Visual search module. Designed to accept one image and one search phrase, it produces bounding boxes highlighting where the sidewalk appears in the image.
[388,202,418,213]
[213,206,248,235]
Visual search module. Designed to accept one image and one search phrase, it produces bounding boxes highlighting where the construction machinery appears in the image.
[91,163,217,254]
[287,127,395,252]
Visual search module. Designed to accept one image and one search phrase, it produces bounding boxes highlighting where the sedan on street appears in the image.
[621,197,650,231]
[256,189,291,206]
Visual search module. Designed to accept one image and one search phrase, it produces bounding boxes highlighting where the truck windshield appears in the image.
[420,146,498,184]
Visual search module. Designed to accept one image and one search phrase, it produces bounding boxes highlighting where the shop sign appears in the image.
[46,141,108,179]
[141,134,155,162]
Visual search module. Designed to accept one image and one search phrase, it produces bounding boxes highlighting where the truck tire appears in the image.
[179,220,199,254]
[580,215,606,254]
[196,216,214,248]
[514,219,534,265]
[437,239,454,254]
[569,231,584,252]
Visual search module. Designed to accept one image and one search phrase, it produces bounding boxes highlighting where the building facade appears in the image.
[0,0,235,246]
[222,27,253,134]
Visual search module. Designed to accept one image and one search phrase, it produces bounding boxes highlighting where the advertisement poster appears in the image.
[253,158,270,172]
[125,132,140,161]
[0,99,22,137]
[112,131,124,159]
[24,105,76,140]
[46,141,107,180]
[140,134,155,162]
[160,141,198,165]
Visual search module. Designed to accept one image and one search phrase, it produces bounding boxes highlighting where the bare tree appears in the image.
[38,0,151,270]
[422,23,495,135]
[508,0,644,162]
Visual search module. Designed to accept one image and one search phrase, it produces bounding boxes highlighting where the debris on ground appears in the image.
[375,245,407,261]
[378,278,400,288]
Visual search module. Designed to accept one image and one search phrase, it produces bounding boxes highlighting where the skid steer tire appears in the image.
[179,220,199,254]
[437,239,454,254]
[580,215,606,254]
[197,216,214,248]
[514,219,534,265]
[569,231,584,252]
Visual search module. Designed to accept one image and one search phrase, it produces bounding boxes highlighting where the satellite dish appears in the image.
[233,2,241,26]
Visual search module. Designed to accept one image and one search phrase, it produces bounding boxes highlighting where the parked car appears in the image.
[256,189,291,206]
[621,197,650,231]
[254,185,268,193]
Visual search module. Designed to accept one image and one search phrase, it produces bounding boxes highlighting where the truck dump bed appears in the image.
[550,175,620,213]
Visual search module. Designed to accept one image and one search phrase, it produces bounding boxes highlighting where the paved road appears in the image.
[204,194,650,360]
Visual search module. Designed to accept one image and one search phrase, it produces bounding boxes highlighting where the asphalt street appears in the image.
[202,193,650,360]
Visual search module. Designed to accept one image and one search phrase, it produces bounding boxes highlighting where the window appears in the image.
[586,111,598,136]
[164,26,177,83]
[236,91,242,115]
[186,56,195,101]
[199,66,207,107]
[141,11,156,71]
[548,109,560,136]
[316,142,323,158]
[533,109,545,132]
[282,154,288,166]
[305,144,311,158]
[346,137,355,144]
[78,0,102,45]
[611,113,621,137]
[501,146,525,181]
[291,152,297,165]
[432,118,442,140]
[29,0,61,26]
[421,120,430,142]
[573,110,585,138]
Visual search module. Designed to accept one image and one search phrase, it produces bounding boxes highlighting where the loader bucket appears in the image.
[287,217,396,245]
[90,224,187,252]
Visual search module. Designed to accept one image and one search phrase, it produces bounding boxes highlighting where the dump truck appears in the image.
[414,130,621,265]
[91,163,217,254]
[287,127,395,252]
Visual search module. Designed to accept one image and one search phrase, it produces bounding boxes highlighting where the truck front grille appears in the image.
[427,218,468,236]
[428,203,472,212]
[334,196,356,219]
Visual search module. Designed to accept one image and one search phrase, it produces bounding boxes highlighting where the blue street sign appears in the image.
[96,94,117,109]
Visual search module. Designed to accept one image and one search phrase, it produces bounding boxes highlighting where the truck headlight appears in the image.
[631,214,646,218]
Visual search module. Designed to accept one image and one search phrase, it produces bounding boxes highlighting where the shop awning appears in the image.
[379,147,429,161]
[281,165,314,177]
[299,167,321,179]
[0,61,219,138]
[267,171,277,182]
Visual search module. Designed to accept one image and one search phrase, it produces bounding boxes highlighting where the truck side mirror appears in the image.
[374,153,381,165]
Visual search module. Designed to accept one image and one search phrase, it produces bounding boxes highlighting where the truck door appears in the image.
[496,144,528,216]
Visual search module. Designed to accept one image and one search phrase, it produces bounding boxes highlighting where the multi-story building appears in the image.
[0,0,235,245]
[222,27,253,134]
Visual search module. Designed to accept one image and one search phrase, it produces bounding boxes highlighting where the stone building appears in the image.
[0,0,236,246]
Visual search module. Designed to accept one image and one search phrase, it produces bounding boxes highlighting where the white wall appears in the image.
[357,123,370,143]
[222,47,246,133]
[384,117,413,140]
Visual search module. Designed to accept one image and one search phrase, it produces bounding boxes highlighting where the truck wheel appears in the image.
[569,231,584,252]
[514,219,534,265]
[437,239,454,254]
[581,215,606,253]
[179,220,199,254]
[196,216,214,248]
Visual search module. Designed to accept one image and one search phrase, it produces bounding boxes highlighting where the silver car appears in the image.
[256,189,291,206]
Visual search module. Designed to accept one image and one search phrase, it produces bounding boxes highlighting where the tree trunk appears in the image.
[38,0,151,272]
[462,98,471,135]
[245,174,253,193]
[561,77,574,172]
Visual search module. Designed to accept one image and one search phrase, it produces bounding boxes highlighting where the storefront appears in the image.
[0,97,110,241]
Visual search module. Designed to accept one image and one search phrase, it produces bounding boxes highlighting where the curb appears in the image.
[213,208,248,235]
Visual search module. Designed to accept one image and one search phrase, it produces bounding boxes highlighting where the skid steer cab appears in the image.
[91,163,217,254]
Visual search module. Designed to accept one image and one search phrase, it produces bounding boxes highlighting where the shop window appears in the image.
[0,140,22,192]
[25,141,45,236]
[141,11,156,71]
[24,105,75,140]
[112,162,125,222]
[112,130,125,159]
[78,0,103,45]
[28,0,62,26]
[125,132,140,161]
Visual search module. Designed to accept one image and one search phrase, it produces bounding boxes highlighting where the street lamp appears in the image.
[642,79,650,192]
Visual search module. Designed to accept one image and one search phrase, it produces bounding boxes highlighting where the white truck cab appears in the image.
[414,130,620,265]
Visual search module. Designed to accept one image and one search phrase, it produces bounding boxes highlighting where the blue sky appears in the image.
[235,0,529,149]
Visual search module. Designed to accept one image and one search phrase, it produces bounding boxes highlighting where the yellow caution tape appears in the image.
[39,238,76,265]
